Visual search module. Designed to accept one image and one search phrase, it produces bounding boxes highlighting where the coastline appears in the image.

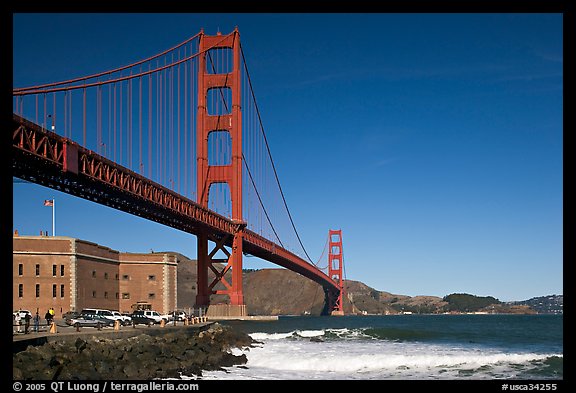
[13,322,254,380]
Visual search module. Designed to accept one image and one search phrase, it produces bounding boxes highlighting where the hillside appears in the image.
[508,295,563,314]
[169,255,555,315]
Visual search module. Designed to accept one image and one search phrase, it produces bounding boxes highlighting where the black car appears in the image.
[130,311,157,326]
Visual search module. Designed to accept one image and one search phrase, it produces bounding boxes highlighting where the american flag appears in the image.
[43,199,54,207]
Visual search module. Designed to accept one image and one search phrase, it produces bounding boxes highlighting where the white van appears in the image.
[81,308,116,323]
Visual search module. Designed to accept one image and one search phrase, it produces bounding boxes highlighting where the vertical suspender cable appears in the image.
[128,78,132,169]
[108,84,112,158]
[178,61,181,194]
[139,76,143,174]
[69,89,72,140]
[64,91,67,137]
[83,88,87,147]
[148,71,152,179]
[159,70,162,184]
[113,84,116,162]
[43,94,47,131]
[52,92,56,133]
[184,57,187,198]
[120,82,123,165]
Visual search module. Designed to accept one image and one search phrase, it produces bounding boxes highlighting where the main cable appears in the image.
[240,43,314,264]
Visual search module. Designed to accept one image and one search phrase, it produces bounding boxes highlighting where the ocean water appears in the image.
[198,314,563,380]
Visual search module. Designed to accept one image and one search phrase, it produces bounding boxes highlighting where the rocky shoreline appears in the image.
[13,323,254,380]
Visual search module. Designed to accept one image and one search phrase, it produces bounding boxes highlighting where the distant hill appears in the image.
[508,295,563,314]
[166,255,560,315]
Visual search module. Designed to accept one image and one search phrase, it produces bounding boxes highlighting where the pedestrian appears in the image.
[24,313,31,334]
[45,310,52,326]
[15,313,22,333]
[33,312,40,333]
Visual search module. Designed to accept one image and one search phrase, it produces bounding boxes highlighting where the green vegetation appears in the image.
[443,293,501,312]
[390,303,439,314]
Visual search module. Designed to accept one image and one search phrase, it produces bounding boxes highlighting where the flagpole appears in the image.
[52,198,55,237]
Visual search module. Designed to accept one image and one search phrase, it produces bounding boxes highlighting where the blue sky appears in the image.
[12,13,563,302]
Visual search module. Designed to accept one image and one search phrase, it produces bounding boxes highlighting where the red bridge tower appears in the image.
[327,229,345,316]
[195,29,246,317]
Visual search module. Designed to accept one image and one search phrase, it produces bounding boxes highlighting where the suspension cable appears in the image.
[240,42,314,263]
[206,43,284,247]
[314,232,329,270]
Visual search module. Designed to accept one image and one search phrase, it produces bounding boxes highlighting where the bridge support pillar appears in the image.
[194,225,247,317]
[327,229,345,315]
[194,29,247,317]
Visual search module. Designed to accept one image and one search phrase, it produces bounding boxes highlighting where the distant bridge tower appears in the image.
[327,229,345,316]
[195,28,246,317]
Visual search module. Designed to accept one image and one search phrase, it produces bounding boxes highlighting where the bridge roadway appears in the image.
[12,114,340,297]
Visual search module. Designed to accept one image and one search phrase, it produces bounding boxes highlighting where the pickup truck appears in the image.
[110,311,132,326]
[139,310,171,323]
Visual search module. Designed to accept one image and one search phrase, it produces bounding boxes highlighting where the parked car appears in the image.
[130,311,157,326]
[66,314,114,329]
[81,308,117,323]
[13,310,32,319]
[136,310,164,323]
[62,311,79,320]
[110,310,132,326]
[171,310,187,322]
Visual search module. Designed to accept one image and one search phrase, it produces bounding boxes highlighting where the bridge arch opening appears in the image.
[205,47,233,75]
[207,130,232,166]
[207,182,232,218]
[206,87,232,116]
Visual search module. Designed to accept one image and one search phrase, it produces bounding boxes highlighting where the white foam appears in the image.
[201,337,562,380]
[249,331,295,340]
[296,330,325,338]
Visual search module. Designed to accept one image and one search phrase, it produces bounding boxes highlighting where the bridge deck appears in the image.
[12,114,340,295]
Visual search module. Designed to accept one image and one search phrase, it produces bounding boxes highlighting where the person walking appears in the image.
[24,313,31,334]
[33,312,40,333]
[15,313,22,333]
[45,310,53,326]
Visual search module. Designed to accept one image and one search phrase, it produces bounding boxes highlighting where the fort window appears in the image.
[104,291,108,299]
[92,291,96,298]
[35,264,40,276]
[18,284,23,298]
[60,284,65,298]
[18,264,23,276]
[104,272,109,279]
[35,284,40,298]
[92,270,96,278]
[52,284,57,298]
[53,265,57,277]
[148,293,156,299]
[148,275,156,281]
[122,293,130,299]
[60,265,64,276]
[115,293,119,299]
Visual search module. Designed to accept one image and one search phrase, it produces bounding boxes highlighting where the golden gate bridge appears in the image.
[12,28,345,316]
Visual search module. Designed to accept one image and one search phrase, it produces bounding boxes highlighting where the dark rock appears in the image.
[75,338,87,353]
[13,323,253,380]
